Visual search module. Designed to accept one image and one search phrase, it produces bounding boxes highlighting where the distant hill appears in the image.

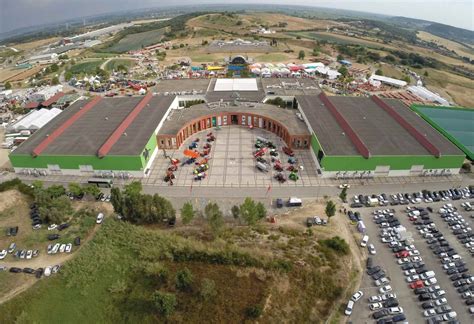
[388,16,474,46]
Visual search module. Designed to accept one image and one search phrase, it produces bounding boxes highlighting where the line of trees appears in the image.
[110,181,176,224]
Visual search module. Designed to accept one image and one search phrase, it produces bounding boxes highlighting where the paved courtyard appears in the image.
[143,126,320,188]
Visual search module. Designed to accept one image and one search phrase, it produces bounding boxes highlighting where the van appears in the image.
[287,197,302,207]
[360,235,369,247]
[256,162,268,172]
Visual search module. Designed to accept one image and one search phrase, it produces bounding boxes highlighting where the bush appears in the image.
[245,305,262,318]
[175,267,193,291]
[181,201,195,225]
[200,278,217,301]
[152,291,177,317]
[319,236,350,255]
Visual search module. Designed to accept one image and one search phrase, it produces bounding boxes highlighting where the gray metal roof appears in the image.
[13,95,175,157]
[297,95,463,156]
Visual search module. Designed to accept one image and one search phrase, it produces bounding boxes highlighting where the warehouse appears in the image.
[297,93,465,178]
[411,105,473,160]
[9,94,176,177]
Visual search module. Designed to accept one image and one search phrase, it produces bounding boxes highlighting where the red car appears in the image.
[410,280,424,289]
[254,148,267,157]
[282,147,294,157]
[395,250,409,258]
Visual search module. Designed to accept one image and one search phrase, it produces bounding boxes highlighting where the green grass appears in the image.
[67,60,102,75]
[104,29,165,53]
[104,59,135,72]
[84,52,118,58]
[288,31,385,49]
[254,53,288,62]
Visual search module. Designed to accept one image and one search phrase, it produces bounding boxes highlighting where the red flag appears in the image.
[189,182,193,193]
[266,185,271,193]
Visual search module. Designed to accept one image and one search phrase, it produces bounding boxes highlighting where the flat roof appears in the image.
[158,102,310,136]
[297,95,463,156]
[261,78,321,96]
[154,79,211,94]
[214,78,258,91]
[411,105,474,160]
[13,95,175,157]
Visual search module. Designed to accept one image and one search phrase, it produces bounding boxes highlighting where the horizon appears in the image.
[0,1,473,36]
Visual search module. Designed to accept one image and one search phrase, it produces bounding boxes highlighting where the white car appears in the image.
[351,290,364,302]
[442,311,457,321]
[51,243,60,254]
[379,285,392,294]
[369,295,382,303]
[339,184,350,189]
[389,307,403,315]
[435,298,447,306]
[406,274,420,283]
[381,293,397,301]
[0,250,7,260]
[424,278,438,286]
[370,302,383,311]
[403,269,416,276]
[411,256,423,262]
[65,243,72,253]
[424,309,436,317]
[409,250,420,256]
[360,235,369,247]
[26,250,32,260]
[59,244,66,253]
[375,278,390,287]
[432,290,445,298]
[96,213,104,224]
[397,258,410,265]
[368,244,376,255]
[47,224,58,231]
[443,262,456,270]
[345,300,354,316]
[44,266,52,277]
[47,244,53,254]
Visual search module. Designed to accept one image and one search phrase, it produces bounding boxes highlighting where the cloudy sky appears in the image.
[0,0,472,34]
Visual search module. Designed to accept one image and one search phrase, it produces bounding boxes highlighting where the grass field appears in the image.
[417,31,474,60]
[244,13,347,31]
[104,59,135,71]
[67,60,102,75]
[254,53,291,62]
[423,68,474,107]
[0,201,355,323]
[104,29,166,53]
[288,31,388,49]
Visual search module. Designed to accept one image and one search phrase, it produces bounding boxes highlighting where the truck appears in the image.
[287,197,302,207]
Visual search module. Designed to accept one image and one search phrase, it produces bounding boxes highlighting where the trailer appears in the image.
[287,197,302,207]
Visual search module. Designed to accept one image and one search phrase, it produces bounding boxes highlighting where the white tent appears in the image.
[369,75,407,88]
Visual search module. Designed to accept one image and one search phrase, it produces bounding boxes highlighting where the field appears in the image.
[11,37,60,51]
[417,31,474,60]
[423,68,474,107]
[1,65,45,83]
[0,196,360,323]
[288,31,389,49]
[104,58,136,72]
[104,29,166,53]
[243,13,348,31]
[67,60,102,75]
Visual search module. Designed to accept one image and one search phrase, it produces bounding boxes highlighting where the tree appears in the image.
[152,291,176,317]
[200,278,217,301]
[175,267,193,291]
[402,75,410,83]
[51,76,59,85]
[375,69,384,76]
[46,185,66,198]
[68,182,83,198]
[124,181,142,197]
[231,205,240,220]
[325,200,336,221]
[339,188,347,202]
[39,195,72,224]
[424,71,429,77]
[64,71,73,81]
[205,202,224,237]
[338,66,348,77]
[83,184,101,198]
[239,198,266,226]
[298,50,305,60]
[4,81,12,90]
[110,187,123,215]
[31,180,44,189]
[181,201,195,225]
[312,47,320,56]
[50,64,59,72]
[337,54,344,61]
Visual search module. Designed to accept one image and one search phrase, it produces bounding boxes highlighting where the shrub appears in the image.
[181,201,195,225]
[200,278,217,301]
[175,267,193,291]
[152,291,176,317]
[245,305,262,318]
[319,236,350,255]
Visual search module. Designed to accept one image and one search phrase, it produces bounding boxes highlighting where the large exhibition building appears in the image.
[9,78,466,178]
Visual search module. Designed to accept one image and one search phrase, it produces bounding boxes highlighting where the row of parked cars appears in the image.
[346,255,406,323]
[47,243,73,254]
[372,208,459,323]
[9,264,61,278]
[352,187,473,208]
[30,203,42,230]
[436,204,474,256]
[411,207,474,316]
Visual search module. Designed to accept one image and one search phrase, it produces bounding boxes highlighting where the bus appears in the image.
[88,178,113,188]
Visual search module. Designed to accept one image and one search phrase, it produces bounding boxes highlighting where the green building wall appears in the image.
[10,134,159,172]
[310,132,464,172]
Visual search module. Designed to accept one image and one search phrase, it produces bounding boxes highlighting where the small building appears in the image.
[30,85,63,102]
[369,75,407,88]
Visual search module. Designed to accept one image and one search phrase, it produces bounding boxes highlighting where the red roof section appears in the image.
[97,92,153,158]
[24,101,40,109]
[371,95,441,158]
[318,92,371,159]
[32,96,102,157]
[42,92,65,107]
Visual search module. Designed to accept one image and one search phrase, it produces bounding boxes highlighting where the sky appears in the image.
[0,0,473,34]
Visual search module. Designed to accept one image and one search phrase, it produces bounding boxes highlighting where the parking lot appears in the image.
[347,187,473,324]
[144,126,319,187]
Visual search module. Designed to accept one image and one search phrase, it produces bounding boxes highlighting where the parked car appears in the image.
[351,291,364,302]
[47,234,60,241]
[9,267,22,273]
[74,236,81,246]
[96,213,104,224]
[344,300,354,316]
[57,223,70,231]
[0,250,7,260]
[368,244,376,255]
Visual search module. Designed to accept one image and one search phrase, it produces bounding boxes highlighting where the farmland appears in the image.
[103,29,166,53]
